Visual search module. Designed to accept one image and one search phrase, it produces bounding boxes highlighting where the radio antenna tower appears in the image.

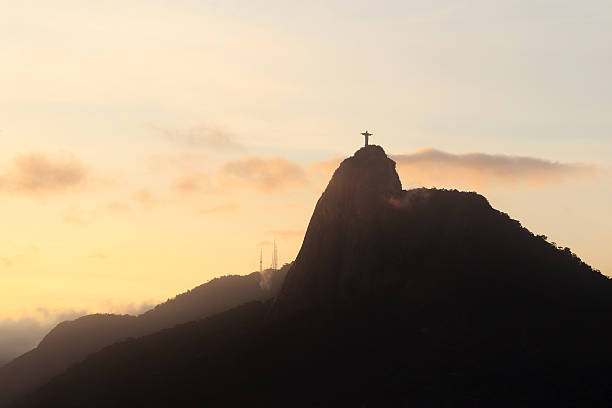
[271,239,278,270]
[259,248,263,274]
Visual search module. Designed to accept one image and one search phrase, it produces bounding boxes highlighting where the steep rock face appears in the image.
[274,145,404,314]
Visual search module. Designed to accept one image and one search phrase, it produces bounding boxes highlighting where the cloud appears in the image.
[387,189,433,210]
[98,300,155,316]
[0,153,89,194]
[152,124,245,151]
[152,147,594,203]
[219,156,308,191]
[199,202,239,215]
[123,302,155,316]
[172,172,213,194]
[34,308,86,323]
[391,148,597,189]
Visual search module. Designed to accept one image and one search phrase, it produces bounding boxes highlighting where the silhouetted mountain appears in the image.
[0,267,288,407]
[12,146,612,407]
[273,145,609,317]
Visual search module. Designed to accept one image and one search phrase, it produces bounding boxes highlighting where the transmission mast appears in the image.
[259,248,263,274]
[271,239,278,270]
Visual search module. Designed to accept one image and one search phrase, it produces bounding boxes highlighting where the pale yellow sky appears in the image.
[1,0,611,321]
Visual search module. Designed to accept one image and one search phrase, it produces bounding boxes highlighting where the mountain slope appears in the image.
[0,267,288,407]
[13,145,612,407]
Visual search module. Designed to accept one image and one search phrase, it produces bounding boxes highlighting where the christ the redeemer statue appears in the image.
[361,130,372,147]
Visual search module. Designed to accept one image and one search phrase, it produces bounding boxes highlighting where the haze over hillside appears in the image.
[0,267,288,407]
[12,146,612,407]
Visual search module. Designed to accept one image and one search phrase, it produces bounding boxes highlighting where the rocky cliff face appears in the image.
[273,145,405,314]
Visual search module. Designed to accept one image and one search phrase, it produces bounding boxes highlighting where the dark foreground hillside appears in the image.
[15,283,612,407]
[13,146,612,407]
[0,267,288,407]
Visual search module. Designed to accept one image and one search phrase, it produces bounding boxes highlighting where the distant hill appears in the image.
[12,146,612,407]
[0,267,288,407]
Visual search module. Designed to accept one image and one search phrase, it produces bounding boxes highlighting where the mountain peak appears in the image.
[321,145,402,217]
[272,145,405,316]
[354,143,388,157]
[328,144,402,196]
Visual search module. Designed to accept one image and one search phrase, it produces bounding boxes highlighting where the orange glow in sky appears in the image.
[1,1,611,321]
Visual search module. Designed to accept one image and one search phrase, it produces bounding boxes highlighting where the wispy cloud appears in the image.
[172,172,213,194]
[155,147,595,205]
[0,153,89,194]
[391,148,598,189]
[98,300,155,316]
[152,124,245,152]
[310,148,597,189]
[219,156,308,191]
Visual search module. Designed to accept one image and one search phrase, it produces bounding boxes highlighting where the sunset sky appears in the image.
[1,0,610,344]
